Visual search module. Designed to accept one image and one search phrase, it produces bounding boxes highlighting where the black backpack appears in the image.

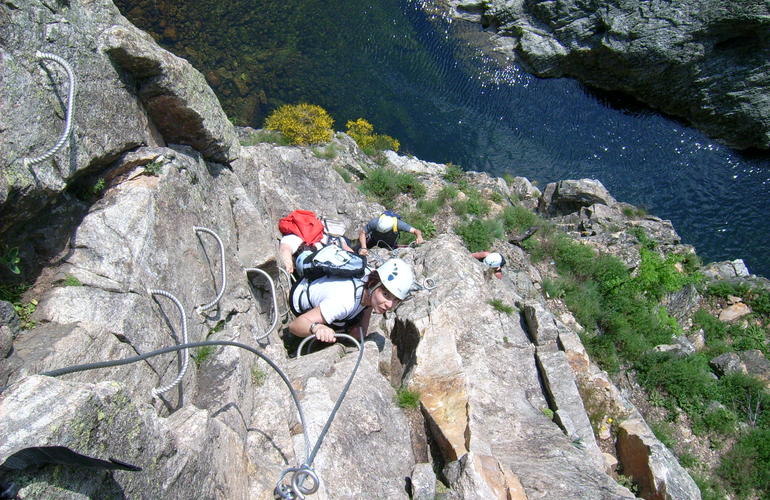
[294,245,367,281]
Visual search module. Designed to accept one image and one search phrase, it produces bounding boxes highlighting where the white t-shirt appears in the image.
[291,273,370,327]
[280,233,329,254]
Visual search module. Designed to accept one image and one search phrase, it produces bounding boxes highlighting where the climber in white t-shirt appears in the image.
[288,258,414,343]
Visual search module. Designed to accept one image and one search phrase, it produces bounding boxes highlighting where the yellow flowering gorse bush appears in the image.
[264,103,334,146]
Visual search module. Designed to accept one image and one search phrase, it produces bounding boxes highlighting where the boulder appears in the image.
[0,301,19,359]
[410,463,437,500]
[539,179,616,216]
[718,302,752,322]
[709,352,746,377]
[616,418,702,500]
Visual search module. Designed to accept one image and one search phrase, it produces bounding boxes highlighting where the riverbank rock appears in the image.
[422,0,770,150]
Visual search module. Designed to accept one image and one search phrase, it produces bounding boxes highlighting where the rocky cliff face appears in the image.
[421,0,770,150]
[0,1,711,498]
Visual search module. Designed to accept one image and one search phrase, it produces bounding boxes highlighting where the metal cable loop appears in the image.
[33,339,312,461]
[23,52,76,168]
[276,267,293,320]
[193,226,227,314]
[244,267,278,342]
[147,289,189,396]
[299,330,365,464]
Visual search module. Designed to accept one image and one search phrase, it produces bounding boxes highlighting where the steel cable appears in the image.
[193,227,227,314]
[23,52,76,168]
[147,289,190,396]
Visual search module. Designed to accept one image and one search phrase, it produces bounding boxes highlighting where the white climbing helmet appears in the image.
[483,252,505,269]
[376,258,414,300]
[376,214,398,233]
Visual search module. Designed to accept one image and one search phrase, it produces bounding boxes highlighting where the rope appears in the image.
[23,52,76,168]
[193,227,227,314]
[244,267,278,342]
[147,289,189,397]
[275,330,365,499]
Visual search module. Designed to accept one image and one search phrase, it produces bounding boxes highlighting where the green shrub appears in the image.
[399,209,437,241]
[416,198,442,217]
[312,143,338,159]
[732,324,768,353]
[649,420,676,449]
[240,129,291,146]
[500,205,539,233]
[717,374,770,428]
[91,178,106,195]
[437,185,459,203]
[678,452,699,468]
[502,172,516,185]
[747,288,770,316]
[265,103,334,145]
[489,299,515,315]
[629,226,656,250]
[706,281,750,300]
[702,407,738,435]
[455,219,498,252]
[452,188,489,217]
[346,118,399,152]
[443,163,464,183]
[333,166,352,183]
[396,386,420,409]
[489,191,504,203]
[144,160,163,176]
[541,407,555,419]
[193,345,215,367]
[635,353,720,417]
[0,282,27,304]
[358,167,425,207]
[542,278,565,299]
[14,299,37,330]
[718,428,770,499]
[693,309,728,342]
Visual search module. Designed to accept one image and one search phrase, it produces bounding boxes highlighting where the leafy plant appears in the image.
[443,163,464,183]
[92,178,106,195]
[240,129,291,146]
[0,247,21,275]
[718,428,770,499]
[265,103,334,146]
[62,275,82,287]
[312,143,338,159]
[14,299,38,330]
[541,407,554,420]
[452,188,489,217]
[358,167,425,207]
[144,160,163,176]
[251,366,267,386]
[346,117,399,153]
[396,386,420,409]
[489,299,514,315]
[193,345,215,368]
[455,219,494,252]
[333,166,352,183]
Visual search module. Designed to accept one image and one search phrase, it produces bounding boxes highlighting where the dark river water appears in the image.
[116,0,770,278]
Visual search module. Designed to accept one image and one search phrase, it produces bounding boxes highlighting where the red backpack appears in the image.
[278,210,325,245]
